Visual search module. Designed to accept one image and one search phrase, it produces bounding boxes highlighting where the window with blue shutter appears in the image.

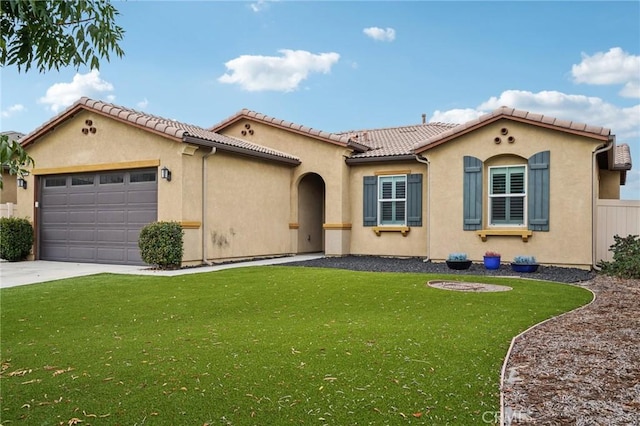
[362,173,422,227]
[463,156,483,230]
[528,151,550,231]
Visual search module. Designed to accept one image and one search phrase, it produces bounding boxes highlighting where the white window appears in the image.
[378,175,406,225]
[489,166,526,226]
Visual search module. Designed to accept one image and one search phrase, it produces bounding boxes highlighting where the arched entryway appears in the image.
[297,173,325,253]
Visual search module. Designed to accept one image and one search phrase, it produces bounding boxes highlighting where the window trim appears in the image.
[488,164,527,228]
[377,174,407,226]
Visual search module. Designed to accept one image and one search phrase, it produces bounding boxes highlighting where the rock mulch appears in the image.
[501,275,640,425]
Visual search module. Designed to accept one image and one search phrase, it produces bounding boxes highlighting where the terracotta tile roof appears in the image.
[615,143,632,169]
[414,106,611,153]
[211,108,352,147]
[20,97,300,165]
[338,122,458,159]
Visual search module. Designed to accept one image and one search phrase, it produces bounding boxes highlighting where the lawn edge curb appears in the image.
[499,282,597,425]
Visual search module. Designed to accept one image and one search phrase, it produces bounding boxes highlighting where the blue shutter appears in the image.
[363,176,377,226]
[528,151,550,231]
[463,156,483,230]
[407,173,422,226]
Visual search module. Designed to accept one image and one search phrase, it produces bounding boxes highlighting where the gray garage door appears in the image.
[39,169,158,265]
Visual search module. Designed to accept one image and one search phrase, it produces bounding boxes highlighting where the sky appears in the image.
[1,0,639,199]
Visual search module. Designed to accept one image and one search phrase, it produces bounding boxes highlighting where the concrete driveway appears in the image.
[0,254,323,288]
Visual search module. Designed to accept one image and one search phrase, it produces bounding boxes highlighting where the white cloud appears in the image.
[571,47,640,98]
[250,0,270,12]
[430,108,483,124]
[218,49,340,92]
[619,81,640,99]
[1,104,26,118]
[137,98,149,109]
[38,70,115,112]
[363,27,396,42]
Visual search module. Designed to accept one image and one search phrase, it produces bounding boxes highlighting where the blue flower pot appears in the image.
[483,256,501,270]
[511,263,539,273]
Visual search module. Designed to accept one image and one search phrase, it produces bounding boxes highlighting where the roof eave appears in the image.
[345,154,417,165]
[20,101,185,149]
[414,114,611,154]
[212,110,350,148]
[183,135,301,166]
[20,103,86,148]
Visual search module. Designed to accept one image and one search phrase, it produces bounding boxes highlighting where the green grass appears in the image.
[0,267,592,425]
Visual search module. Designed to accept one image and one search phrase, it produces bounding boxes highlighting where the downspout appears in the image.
[415,154,431,262]
[202,147,217,265]
[592,137,614,270]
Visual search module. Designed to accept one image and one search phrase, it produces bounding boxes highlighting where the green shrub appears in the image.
[598,234,640,279]
[0,217,34,261]
[138,221,184,269]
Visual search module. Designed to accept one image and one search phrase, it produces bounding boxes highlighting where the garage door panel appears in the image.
[127,209,157,224]
[69,211,97,224]
[128,188,156,202]
[97,248,125,262]
[41,211,68,224]
[40,244,68,260]
[127,248,143,263]
[43,193,68,206]
[69,192,96,205]
[68,229,96,242]
[97,229,126,242]
[40,169,157,265]
[98,210,125,224]
[69,247,97,260]
[98,191,126,204]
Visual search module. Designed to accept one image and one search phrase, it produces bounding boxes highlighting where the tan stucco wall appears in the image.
[203,151,293,260]
[421,119,602,267]
[599,170,621,199]
[0,171,18,204]
[219,120,354,256]
[349,161,429,257]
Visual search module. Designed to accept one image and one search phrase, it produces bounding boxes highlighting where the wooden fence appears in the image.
[596,199,640,263]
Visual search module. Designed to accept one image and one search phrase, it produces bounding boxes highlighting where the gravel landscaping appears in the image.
[280,255,596,283]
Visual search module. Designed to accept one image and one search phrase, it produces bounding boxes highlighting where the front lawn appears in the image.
[0,267,592,425]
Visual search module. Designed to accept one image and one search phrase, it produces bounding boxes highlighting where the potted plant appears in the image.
[483,251,501,270]
[446,253,472,270]
[511,255,539,273]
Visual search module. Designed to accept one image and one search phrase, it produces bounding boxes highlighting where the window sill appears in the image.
[476,229,533,242]
[373,226,410,237]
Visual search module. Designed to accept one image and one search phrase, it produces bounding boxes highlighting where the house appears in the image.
[12,97,631,268]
